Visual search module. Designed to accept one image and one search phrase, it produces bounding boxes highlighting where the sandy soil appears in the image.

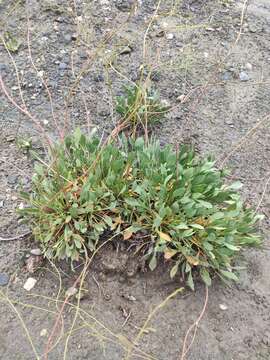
[0,1,270,359]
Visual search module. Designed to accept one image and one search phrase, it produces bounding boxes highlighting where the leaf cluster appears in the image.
[116,85,168,128]
[20,130,262,288]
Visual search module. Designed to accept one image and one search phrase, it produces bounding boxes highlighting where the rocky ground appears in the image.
[0,0,270,359]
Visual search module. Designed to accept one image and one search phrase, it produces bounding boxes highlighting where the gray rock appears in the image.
[59,62,68,70]
[0,63,7,72]
[49,80,57,89]
[222,71,232,81]
[248,23,262,33]
[63,34,72,43]
[0,273,10,286]
[79,50,88,59]
[8,175,18,185]
[239,71,250,82]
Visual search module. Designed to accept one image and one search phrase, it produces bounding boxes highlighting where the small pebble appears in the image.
[23,277,37,291]
[65,286,78,297]
[7,175,18,185]
[219,303,228,311]
[122,294,136,301]
[0,273,10,286]
[239,71,250,82]
[0,63,7,72]
[59,62,68,70]
[63,34,72,43]
[30,248,42,256]
[177,94,186,103]
[18,202,24,210]
[40,329,48,337]
[245,62,252,71]
[222,71,232,81]
[166,33,174,40]
[94,74,104,82]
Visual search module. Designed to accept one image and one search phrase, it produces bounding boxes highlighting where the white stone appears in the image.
[166,33,174,40]
[219,303,228,311]
[23,277,37,291]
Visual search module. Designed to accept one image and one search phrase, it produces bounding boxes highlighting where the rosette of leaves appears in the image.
[20,129,262,288]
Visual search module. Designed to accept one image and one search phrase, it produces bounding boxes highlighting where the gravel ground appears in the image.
[0,1,270,359]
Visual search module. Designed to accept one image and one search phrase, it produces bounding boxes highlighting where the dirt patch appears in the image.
[0,0,270,359]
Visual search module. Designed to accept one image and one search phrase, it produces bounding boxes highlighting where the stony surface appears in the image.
[0,0,270,359]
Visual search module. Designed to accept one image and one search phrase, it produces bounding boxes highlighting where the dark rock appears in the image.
[99,110,110,117]
[131,71,139,82]
[115,0,134,12]
[0,273,10,286]
[150,70,161,82]
[0,63,7,72]
[94,74,104,82]
[120,45,133,55]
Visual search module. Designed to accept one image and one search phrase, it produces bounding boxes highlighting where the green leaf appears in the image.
[65,215,72,223]
[224,243,240,251]
[210,212,224,221]
[5,32,21,52]
[149,254,157,271]
[200,268,211,286]
[153,215,162,228]
[175,223,189,230]
[187,272,195,291]
[181,229,194,238]
[190,223,204,230]
[74,127,82,145]
[227,181,242,191]
[197,200,213,209]
[220,270,239,281]
[170,262,179,278]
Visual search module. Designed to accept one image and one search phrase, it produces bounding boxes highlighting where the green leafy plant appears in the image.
[20,130,262,288]
[4,31,21,53]
[116,85,168,130]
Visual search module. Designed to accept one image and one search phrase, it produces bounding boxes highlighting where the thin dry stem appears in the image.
[180,286,209,360]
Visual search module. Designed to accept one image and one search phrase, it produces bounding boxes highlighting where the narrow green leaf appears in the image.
[170,262,179,278]
[149,254,157,271]
[187,272,195,291]
[200,268,211,286]
[220,270,238,281]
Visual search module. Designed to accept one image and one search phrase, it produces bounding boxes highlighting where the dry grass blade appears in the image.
[125,287,184,359]
[180,286,209,360]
